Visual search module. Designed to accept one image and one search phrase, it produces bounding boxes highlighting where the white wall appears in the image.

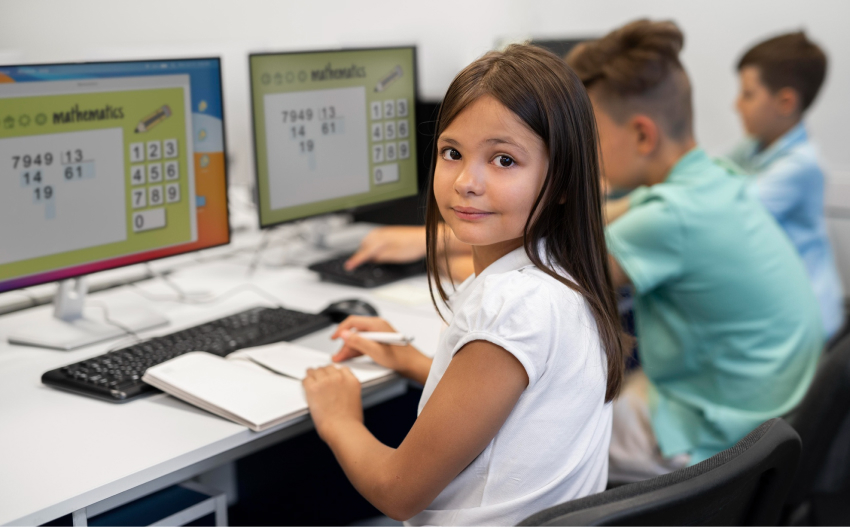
[2,0,849,184]
[527,0,850,181]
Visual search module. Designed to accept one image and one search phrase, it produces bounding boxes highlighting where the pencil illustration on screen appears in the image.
[135,105,172,133]
[375,66,402,92]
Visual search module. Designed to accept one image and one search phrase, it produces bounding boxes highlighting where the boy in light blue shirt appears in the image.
[725,31,844,339]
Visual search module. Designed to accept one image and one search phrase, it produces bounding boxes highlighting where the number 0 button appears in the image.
[133,209,167,233]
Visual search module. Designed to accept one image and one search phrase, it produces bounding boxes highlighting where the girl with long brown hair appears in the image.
[302,44,626,525]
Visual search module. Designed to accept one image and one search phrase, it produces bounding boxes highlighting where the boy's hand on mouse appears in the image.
[331,315,408,371]
[344,226,426,270]
[303,365,362,441]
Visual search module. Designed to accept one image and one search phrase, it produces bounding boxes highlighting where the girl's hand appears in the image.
[303,365,363,441]
[344,226,426,270]
[331,316,410,371]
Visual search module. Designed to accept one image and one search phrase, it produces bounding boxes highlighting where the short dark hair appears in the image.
[737,31,827,113]
[565,19,693,140]
[426,44,627,402]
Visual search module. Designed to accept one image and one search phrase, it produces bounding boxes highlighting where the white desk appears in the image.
[0,238,443,526]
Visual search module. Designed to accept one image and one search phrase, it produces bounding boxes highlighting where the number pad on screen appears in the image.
[369,98,410,186]
[127,138,180,229]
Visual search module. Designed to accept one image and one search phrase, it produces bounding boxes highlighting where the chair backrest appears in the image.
[783,333,850,511]
[825,299,850,351]
[518,419,801,526]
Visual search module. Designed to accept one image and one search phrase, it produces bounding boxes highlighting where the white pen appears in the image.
[353,331,414,346]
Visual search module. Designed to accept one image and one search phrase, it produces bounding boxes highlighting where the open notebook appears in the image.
[142,342,393,432]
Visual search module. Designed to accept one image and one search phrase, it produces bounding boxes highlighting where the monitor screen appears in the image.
[250,47,419,227]
[0,58,229,294]
[530,38,590,59]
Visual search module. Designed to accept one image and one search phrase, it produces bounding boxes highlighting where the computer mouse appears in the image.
[320,298,380,322]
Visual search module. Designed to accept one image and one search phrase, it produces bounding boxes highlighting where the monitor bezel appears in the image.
[0,56,232,295]
[248,45,422,230]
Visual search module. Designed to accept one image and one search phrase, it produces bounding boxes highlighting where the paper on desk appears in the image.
[240,342,393,384]
[372,282,433,306]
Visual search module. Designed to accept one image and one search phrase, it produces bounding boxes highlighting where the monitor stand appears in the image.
[7,278,169,351]
[300,214,353,250]
[259,214,367,268]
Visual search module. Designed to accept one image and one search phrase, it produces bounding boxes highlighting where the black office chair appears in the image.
[782,333,850,525]
[825,298,850,351]
[518,418,800,526]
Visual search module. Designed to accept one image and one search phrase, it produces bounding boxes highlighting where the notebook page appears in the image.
[242,342,392,383]
[143,352,308,430]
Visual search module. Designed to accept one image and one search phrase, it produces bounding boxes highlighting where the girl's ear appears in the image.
[631,115,659,156]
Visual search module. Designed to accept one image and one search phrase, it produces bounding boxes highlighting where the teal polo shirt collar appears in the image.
[666,147,711,180]
[628,147,711,207]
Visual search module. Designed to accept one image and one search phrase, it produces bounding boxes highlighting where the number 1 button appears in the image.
[371,101,383,120]
[130,142,145,163]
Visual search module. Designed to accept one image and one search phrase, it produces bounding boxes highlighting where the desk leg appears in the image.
[194,462,238,506]
[214,493,228,526]
[71,508,87,526]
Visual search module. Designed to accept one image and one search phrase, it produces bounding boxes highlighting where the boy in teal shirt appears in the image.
[568,20,822,481]
[725,31,844,339]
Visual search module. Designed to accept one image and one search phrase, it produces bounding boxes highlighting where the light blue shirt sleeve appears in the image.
[606,198,685,294]
[752,156,813,221]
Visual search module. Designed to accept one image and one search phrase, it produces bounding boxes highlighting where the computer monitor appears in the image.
[250,46,419,229]
[530,38,591,59]
[0,58,229,348]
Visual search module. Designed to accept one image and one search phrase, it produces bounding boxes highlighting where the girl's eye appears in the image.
[495,155,515,167]
[441,148,461,161]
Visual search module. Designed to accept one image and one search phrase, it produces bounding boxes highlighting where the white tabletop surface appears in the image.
[0,229,444,526]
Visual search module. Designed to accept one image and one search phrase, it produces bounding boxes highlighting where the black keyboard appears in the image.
[308,253,426,288]
[42,306,332,403]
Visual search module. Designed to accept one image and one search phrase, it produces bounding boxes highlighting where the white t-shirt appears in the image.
[407,245,612,526]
